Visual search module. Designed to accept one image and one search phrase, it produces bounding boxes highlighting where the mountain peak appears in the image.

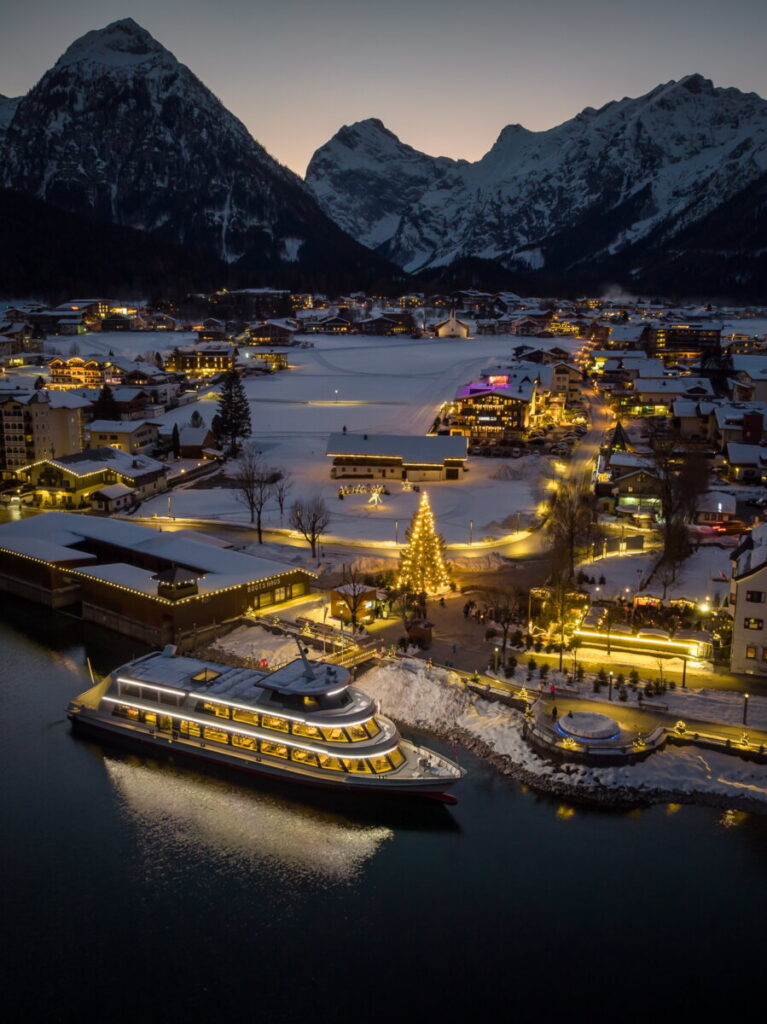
[55,18,169,71]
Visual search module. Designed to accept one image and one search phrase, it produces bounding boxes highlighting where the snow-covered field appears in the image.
[139,333,560,543]
[362,661,767,810]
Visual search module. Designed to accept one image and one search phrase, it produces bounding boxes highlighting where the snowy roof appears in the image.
[179,426,212,445]
[696,491,736,514]
[44,390,92,410]
[87,419,156,434]
[733,522,767,578]
[731,355,767,379]
[725,443,767,467]
[0,514,314,593]
[45,447,166,478]
[91,483,136,499]
[634,377,714,396]
[714,403,767,429]
[326,433,468,463]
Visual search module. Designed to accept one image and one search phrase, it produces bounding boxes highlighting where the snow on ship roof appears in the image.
[326,433,467,462]
[123,650,350,698]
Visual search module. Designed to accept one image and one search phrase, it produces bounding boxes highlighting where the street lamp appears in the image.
[494,646,500,672]
[394,519,399,545]
[743,693,750,725]
[334,389,339,403]
[469,519,474,545]
[608,671,613,701]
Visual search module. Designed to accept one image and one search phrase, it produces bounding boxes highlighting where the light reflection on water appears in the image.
[103,754,393,883]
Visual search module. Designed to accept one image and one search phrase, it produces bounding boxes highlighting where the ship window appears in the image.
[388,748,405,768]
[341,758,373,774]
[142,711,157,726]
[318,754,344,771]
[114,704,139,720]
[202,701,230,719]
[232,733,257,750]
[347,724,369,741]
[364,720,380,738]
[192,668,220,682]
[121,683,140,698]
[261,741,288,759]
[322,727,349,743]
[232,708,259,725]
[370,755,393,774]
[262,714,289,733]
[159,691,179,706]
[290,748,319,767]
[203,727,229,744]
[180,720,201,737]
[291,721,323,739]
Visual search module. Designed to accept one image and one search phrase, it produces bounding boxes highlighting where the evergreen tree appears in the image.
[171,423,181,459]
[396,492,451,595]
[92,384,120,420]
[215,370,251,456]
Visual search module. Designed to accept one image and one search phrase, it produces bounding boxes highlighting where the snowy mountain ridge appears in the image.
[306,75,767,291]
[0,18,391,282]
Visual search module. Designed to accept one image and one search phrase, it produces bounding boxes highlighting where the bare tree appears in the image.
[231,443,280,542]
[482,586,521,662]
[337,563,371,630]
[274,470,293,521]
[289,495,331,559]
[546,480,594,579]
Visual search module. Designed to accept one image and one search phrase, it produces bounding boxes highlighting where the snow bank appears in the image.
[211,624,319,669]
[361,662,767,812]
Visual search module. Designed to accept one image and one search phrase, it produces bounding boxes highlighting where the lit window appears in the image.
[744,618,763,630]
[746,646,757,659]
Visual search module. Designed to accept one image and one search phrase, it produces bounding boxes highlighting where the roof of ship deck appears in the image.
[123,651,351,698]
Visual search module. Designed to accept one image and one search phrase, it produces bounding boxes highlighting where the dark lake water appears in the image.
[1,593,765,1023]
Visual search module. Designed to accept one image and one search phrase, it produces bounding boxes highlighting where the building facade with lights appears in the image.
[730,525,767,676]
[0,513,315,647]
[326,433,468,481]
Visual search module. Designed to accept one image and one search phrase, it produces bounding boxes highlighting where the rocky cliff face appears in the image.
[306,76,767,294]
[2,19,392,281]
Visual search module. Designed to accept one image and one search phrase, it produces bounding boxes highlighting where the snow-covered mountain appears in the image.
[0,94,21,146]
[1,19,391,280]
[306,76,767,292]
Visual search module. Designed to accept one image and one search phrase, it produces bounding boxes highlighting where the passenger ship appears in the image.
[68,645,465,803]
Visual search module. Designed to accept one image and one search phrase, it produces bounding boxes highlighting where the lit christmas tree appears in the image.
[396,491,451,594]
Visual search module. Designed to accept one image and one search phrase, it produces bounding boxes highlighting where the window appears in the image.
[746,591,765,603]
[347,724,369,742]
[744,618,763,630]
[114,705,139,720]
[746,646,757,659]
[232,708,259,726]
[262,714,289,733]
[388,748,405,769]
[202,701,230,719]
[292,721,323,739]
[232,733,256,750]
[290,749,319,767]
[318,754,344,771]
[180,720,201,737]
[192,668,220,682]
[370,755,393,774]
[322,726,349,743]
[203,726,229,744]
[261,741,288,759]
[341,758,373,774]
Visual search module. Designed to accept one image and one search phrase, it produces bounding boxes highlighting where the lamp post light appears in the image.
[334,389,339,403]
[743,693,750,725]
[469,520,474,545]
[394,520,399,545]
[494,646,500,673]
[608,671,613,701]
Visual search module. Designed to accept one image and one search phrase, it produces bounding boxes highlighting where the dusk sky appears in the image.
[2,0,766,175]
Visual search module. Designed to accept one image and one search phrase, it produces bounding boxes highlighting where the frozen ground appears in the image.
[361,661,767,810]
[211,623,321,669]
[581,543,734,605]
[141,333,561,543]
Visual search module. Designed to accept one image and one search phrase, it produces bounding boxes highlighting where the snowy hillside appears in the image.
[306,76,767,293]
[1,19,392,282]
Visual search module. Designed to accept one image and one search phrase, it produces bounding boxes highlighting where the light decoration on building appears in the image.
[396,491,451,595]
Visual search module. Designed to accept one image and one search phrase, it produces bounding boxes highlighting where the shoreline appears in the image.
[360,660,767,816]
